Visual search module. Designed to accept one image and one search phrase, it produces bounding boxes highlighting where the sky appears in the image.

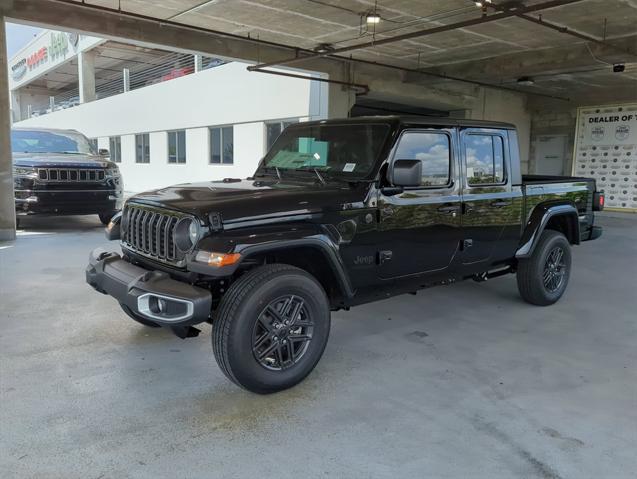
[5,23,43,58]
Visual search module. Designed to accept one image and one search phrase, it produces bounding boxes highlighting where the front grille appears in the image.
[38,168,105,182]
[122,204,185,265]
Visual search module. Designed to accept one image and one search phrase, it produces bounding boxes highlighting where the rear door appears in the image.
[377,127,463,279]
[459,128,522,266]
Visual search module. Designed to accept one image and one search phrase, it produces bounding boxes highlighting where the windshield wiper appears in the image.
[294,166,326,185]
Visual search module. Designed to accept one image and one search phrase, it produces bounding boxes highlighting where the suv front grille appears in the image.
[38,168,105,182]
[122,204,185,266]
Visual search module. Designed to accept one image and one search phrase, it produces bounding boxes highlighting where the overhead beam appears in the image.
[412,35,637,83]
[247,0,586,70]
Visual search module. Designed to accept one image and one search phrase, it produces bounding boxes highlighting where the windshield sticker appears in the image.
[313,152,321,161]
[343,163,356,172]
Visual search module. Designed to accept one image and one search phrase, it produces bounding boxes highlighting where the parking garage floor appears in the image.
[1,214,636,479]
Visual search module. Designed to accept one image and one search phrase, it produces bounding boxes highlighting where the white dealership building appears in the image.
[9,29,328,192]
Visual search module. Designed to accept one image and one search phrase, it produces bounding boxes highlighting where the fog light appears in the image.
[195,250,241,267]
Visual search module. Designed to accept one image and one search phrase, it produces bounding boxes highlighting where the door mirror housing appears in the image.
[391,159,422,187]
[98,148,109,156]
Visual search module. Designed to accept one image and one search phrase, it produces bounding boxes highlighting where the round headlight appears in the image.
[174,217,200,252]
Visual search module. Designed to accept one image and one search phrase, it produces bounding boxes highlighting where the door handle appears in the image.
[490,200,511,208]
[437,205,460,215]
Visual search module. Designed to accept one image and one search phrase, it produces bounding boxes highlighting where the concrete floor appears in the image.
[1,214,635,479]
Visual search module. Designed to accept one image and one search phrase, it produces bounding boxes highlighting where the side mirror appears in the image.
[391,159,422,187]
[98,148,109,156]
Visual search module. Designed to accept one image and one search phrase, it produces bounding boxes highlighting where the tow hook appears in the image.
[170,325,201,339]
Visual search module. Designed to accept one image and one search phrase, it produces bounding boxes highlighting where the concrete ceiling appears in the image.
[6,0,637,102]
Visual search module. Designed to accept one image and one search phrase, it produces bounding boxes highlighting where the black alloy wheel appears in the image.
[252,295,314,371]
[212,264,331,394]
[517,229,572,306]
[543,246,566,293]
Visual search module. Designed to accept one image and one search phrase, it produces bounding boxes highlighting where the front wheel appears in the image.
[212,264,331,394]
[98,211,116,225]
[517,230,572,306]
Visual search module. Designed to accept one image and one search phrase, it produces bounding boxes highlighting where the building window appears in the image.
[109,136,122,163]
[209,126,234,164]
[465,134,506,185]
[394,131,451,187]
[88,138,98,153]
[168,130,186,164]
[135,133,150,163]
[266,120,297,150]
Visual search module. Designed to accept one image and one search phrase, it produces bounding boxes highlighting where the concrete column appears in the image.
[123,68,130,92]
[78,50,96,103]
[194,54,203,73]
[0,16,16,241]
[327,82,355,119]
[9,90,20,122]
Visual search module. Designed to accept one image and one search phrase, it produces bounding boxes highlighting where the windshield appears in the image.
[11,129,96,155]
[260,123,390,179]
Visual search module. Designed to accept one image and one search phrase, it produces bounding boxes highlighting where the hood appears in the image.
[128,179,370,223]
[12,152,114,168]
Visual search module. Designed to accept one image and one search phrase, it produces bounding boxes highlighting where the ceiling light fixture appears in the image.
[366,13,381,24]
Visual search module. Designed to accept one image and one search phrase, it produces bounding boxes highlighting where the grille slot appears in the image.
[38,168,105,182]
[122,204,184,265]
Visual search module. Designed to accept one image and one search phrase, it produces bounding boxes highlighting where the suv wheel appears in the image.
[212,264,330,394]
[517,230,572,306]
[98,211,116,225]
[119,303,161,328]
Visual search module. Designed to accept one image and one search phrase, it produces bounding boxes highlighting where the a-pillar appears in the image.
[78,49,96,103]
[0,16,16,241]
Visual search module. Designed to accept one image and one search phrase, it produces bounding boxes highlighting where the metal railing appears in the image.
[25,52,227,119]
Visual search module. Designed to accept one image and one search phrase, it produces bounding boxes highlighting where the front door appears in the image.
[377,128,463,280]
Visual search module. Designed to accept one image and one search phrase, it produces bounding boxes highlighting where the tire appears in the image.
[213,264,331,394]
[119,303,161,328]
[99,211,116,225]
[517,230,572,306]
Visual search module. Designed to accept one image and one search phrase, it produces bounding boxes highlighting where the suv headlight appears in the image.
[13,166,38,177]
[174,217,201,252]
[105,164,120,178]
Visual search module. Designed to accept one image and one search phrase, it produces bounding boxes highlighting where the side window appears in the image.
[465,134,505,185]
[109,136,121,163]
[135,134,150,163]
[168,130,186,164]
[394,131,451,187]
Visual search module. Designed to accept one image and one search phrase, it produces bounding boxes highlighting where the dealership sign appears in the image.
[573,104,637,211]
[11,58,27,81]
[9,31,85,86]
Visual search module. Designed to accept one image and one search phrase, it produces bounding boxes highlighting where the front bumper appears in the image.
[15,189,122,215]
[86,248,212,327]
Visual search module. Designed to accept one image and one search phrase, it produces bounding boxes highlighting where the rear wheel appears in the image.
[99,211,116,225]
[212,264,331,394]
[517,230,572,306]
[119,303,161,328]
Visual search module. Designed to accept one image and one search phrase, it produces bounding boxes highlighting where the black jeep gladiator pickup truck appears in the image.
[86,116,603,393]
[12,127,123,227]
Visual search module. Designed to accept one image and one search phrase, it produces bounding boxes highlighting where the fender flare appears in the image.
[516,203,579,259]
[238,238,355,299]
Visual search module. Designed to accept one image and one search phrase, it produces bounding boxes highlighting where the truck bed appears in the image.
[522,174,595,185]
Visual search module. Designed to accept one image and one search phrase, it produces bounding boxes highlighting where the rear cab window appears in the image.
[464,132,507,186]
